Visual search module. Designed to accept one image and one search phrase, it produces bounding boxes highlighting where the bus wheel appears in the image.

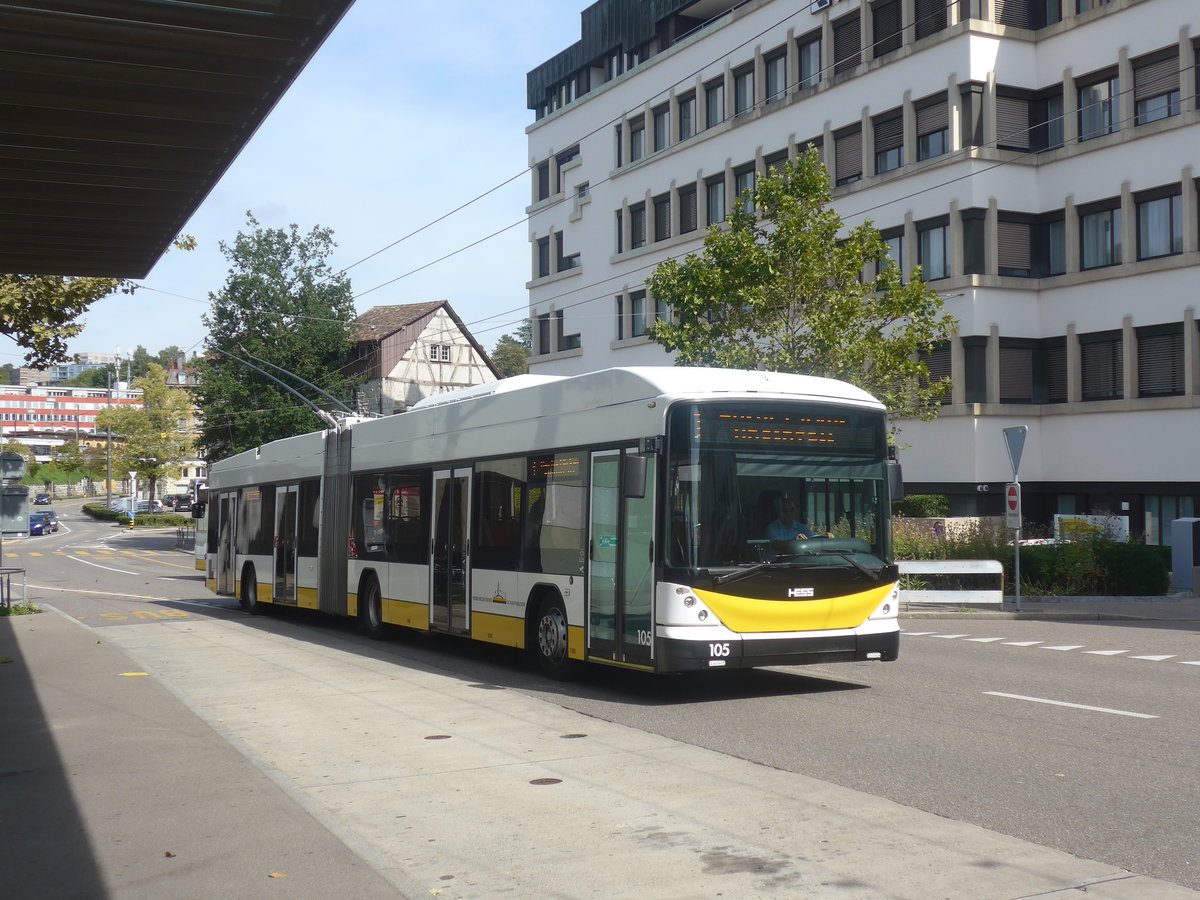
[533,594,575,680]
[359,575,385,640]
[240,565,261,614]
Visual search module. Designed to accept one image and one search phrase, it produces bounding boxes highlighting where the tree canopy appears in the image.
[491,319,532,378]
[647,149,957,423]
[96,363,194,501]
[192,214,358,461]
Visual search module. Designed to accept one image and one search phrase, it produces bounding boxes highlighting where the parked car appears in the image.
[29,512,53,535]
[173,497,193,513]
[34,492,51,505]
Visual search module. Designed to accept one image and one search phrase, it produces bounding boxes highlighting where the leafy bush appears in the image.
[893,494,949,518]
[82,503,190,527]
[1097,543,1169,595]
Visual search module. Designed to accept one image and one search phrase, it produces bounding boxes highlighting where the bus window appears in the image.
[474,458,525,571]
[237,486,274,556]
[386,472,427,564]
[297,480,320,557]
[525,453,586,576]
[352,474,389,558]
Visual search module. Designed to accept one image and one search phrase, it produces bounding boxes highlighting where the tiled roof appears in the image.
[351,302,445,341]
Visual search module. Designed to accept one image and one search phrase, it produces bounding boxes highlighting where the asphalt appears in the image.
[2,558,1198,898]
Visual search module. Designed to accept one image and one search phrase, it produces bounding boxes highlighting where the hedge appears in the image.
[82,503,192,528]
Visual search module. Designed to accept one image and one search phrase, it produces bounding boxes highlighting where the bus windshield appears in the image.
[666,400,891,572]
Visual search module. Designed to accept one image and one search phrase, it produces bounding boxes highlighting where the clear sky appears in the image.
[50,1,582,366]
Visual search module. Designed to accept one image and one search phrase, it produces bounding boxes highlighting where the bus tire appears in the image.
[358,574,385,640]
[531,593,575,680]
[240,565,262,614]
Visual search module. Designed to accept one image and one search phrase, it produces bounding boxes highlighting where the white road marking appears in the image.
[1180,661,1200,666]
[965,637,1006,643]
[901,631,936,635]
[1085,650,1129,656]
[1041,645,1086,651]
[65,555,137,575]
[930,633,970,639]
[1129,655,1176,661]
[1003,641,1042,646]
[983,692,1158,719]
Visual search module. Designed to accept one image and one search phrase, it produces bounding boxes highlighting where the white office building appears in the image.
[524,0,1200,542]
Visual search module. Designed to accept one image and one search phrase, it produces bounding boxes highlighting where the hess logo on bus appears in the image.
[788,587,815,598]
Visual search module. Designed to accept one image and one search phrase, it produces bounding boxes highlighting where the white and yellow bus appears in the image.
[198,367,901,677]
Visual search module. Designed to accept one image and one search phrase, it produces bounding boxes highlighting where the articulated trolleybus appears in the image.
[200,367,900,677]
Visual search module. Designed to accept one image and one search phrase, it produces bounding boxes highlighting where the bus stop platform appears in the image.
[2,604,1196,900]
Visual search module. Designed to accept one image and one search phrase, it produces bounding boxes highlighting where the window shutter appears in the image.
[997,220,1031,271]
[995,95,1029,149]
[999,346,1034,402]
[993,0,1031,28]
[872,1,902,56]
[1044,341,1067,402]
[915,0,947,39]
[835,128,862,181]
[1137,329,1184,396]
[1134,55,1179,101]
[916,96,948,135]
[920,345,952,404]
[1081,336,1123,400]
[873,114,903,153]
[679,187,697,233]
[833,15,861,74]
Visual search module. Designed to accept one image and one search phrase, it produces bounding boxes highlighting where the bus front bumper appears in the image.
[656,629,899,672]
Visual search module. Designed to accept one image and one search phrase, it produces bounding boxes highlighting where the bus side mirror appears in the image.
[191,501,206,519]
[623,453,647,499]
[887,459,904,502]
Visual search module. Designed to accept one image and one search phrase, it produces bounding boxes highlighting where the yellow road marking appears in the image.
[119,672,149,677]
[28,552,43,557]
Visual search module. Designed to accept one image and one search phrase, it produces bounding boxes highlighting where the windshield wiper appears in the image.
[789,547,879,580]
[712,549,880,587]
[713,561,782,587]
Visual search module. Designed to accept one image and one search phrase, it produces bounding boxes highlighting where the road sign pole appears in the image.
[1003,427,1028,614]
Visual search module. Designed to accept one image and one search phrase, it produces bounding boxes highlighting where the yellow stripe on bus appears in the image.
[694,583,894,633]
[383,597,430,631]
[569,624,585,660]
[471,611,525,649]
[205,577,216,593]
[195,559,206,571]
[297,587,319,610]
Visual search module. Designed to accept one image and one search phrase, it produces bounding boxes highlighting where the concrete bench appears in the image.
[897,559,1004,607]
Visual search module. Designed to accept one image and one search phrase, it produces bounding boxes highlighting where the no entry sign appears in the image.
[1005,482,1021,529]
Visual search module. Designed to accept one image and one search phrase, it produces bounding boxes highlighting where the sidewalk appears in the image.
[3,604,1196,899]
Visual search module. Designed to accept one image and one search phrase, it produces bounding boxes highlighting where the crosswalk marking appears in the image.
[1180,661,1200,666]
[1041,645,1085,651]
[1085,650,1129,656]
[1003,641,1042,647]
[1129,655,1175,661]
[904,632,1196,668]
[930,633,970,639]
[965,637,1006,643]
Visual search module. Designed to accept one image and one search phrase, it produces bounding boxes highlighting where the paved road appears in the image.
[4,507,1197,897]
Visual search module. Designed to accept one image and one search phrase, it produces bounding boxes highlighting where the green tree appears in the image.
[0,237,194,368]
[96,363,193,503]
[156,345,184,371]
[60,366,115,388]
[647,150,957,423]
[491,321,531,378]
[192,214,358,461]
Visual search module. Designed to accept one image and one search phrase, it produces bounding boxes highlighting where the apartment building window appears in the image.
[1078,72,1119,140]
[764,150,788,176]
[1080,330,1123,401]
[555,232,579,271]
[765,49,787,102]
[915,0,948,39]
[917,218,949,280]
[614,124,622,167]
[915,94,949,160]
[872,0,902,58]
[629,290,647,338]
[554,146,579,194]
[615,210,623,254]
[962,209,985,276]
[629,117,645,162]
[797,32,822,89]
[1136,189,1182,260]
[995,90,1031,151]
[1076,0,1113,11]
[993,0,1035,28]
[879,227,904,279]
[653,193,671,242]
[678,92,695,140]
[679,184,698,234]
[1079,201,1121,269]
[919,343,952,405]
[997,215,1033,276]
[1133,50,1180,124]
[629,202,646,249]
[705,77,725,128]
[832,14,861,75]
[1033,214,1066,276]
[833,125,862,185]
[555,310,580,351]
[654,295,671,324]
[962,336,987,404]
[733,65,754,118]
[706,176,726,225]
[734,165,755,214]
[1030,87,1064,151]
[535,236,551,278]
[614,296,623,340]
[1043,337,1068,402]
[537,313,552,354]
[873,110,903,174]
[999,339,1036,403]
[652,105,670,152]
[1137,324,1184,397]
[536,162,551,201]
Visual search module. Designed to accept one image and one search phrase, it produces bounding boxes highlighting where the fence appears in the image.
[896,559,1004,608]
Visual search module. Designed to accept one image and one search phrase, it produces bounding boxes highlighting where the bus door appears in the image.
[588,449,655,668]
[215,492,236,595]
[430,468,470,633]
[273,484,298,606]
